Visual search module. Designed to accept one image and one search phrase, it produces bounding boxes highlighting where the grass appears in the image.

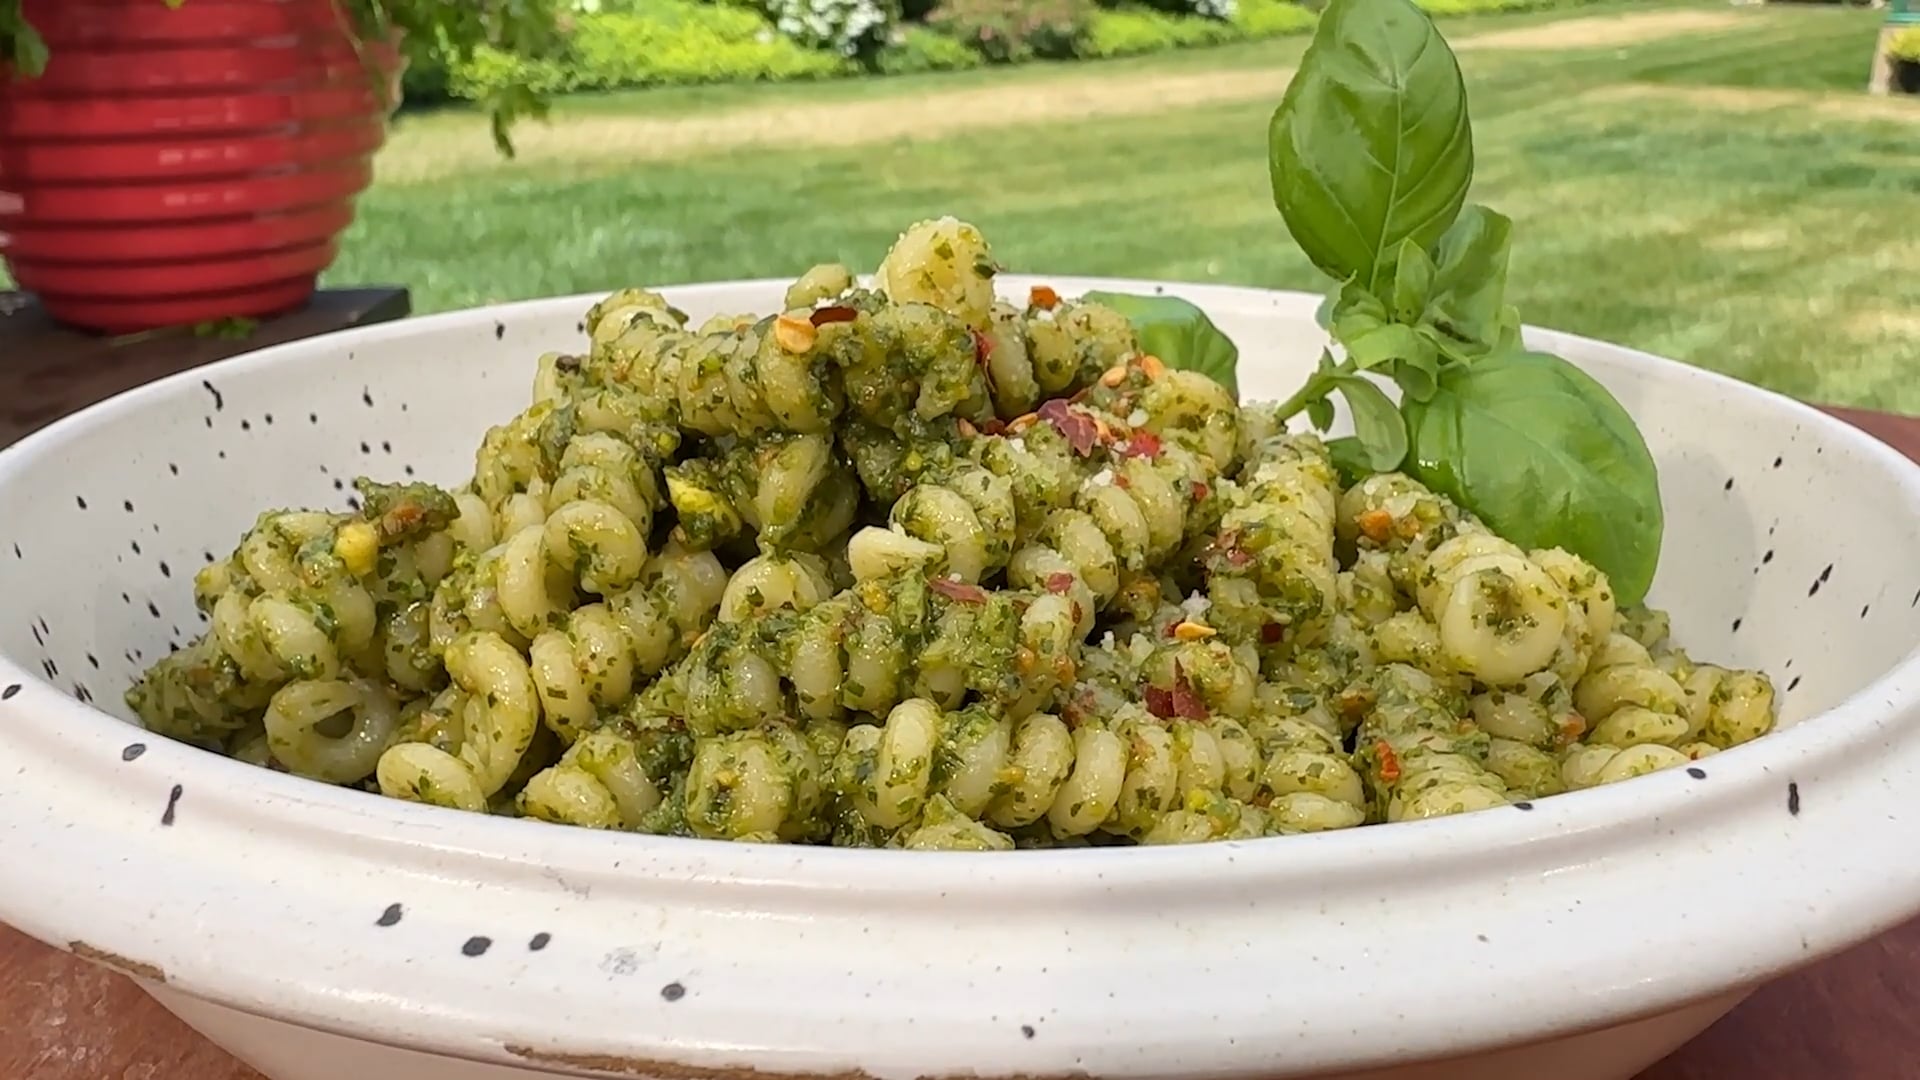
[16,2,1920,411]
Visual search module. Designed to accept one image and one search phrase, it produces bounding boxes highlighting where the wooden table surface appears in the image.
[1,303,1917,1078]
[0,288,412,446]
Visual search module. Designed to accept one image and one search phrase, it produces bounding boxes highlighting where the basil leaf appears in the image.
[1329,285,1413,373]
[1329,373,1408,471]
[1428,204,1513,349]
[1268,0,1474,293]
[1391,239,1435,326]
[1306,396,1337,432]
[1325,436,1374,486]
[1394,340,1440,402]
[1314,290,1339,331]
[1402,349,1663,605]
[1343,321,1427,373]
[1330,283,1441,405]
[1493,304,1523,352]
[1080,291,1239,397]
[8,20,49,78]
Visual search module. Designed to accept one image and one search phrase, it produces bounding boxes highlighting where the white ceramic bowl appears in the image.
[4,277,1920,1080]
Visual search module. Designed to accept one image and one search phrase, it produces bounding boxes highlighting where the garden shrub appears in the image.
[435,0,1632,104]
[877,26,988,71]
[1890,27,1920,63]
[1233,0,1316,38]
[926,0,1094,63]
[577,6,852,85]
[448,3,849,99]
[1082,6,1236,58]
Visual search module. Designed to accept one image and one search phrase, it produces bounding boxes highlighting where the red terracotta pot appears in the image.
[0,0,398,334]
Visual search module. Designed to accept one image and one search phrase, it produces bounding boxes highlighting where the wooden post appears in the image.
[1870,24,1898,94]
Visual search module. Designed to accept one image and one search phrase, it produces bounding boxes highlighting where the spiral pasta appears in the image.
[683,723,836,843]
[374,630,541,811]
[1667,653,1777,750]
[976,293,1138,419]
[1468,672,1583,798]
[994,360,1231,623]
[265,677,403,784]
[1411,531,1571,687]
[668,569,1078,736]
[1355,663,1511,822]
[830,694,1269,845]
[1204,432,1341,654]
[873,216,1000,332]
[1337,471,1479,600]
[517,711,693,830]
[126,214,1782,848]
[664,432,860,555]
[129,482,461,747]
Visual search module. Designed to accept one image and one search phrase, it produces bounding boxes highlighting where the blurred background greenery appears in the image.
[18,0,1918,411]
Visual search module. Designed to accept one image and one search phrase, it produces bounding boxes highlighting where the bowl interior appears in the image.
[2,277,1918,753]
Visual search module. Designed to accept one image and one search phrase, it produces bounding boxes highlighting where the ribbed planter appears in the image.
[0,0,396,334]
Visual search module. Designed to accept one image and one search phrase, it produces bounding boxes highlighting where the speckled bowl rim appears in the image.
[4,279,1920,1080]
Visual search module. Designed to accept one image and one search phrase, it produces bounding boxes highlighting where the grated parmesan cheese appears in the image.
[1127,409,1149,428]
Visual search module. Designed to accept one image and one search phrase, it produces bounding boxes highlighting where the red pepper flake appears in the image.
[1375,739,1402,784]
[1063,687,1099,728]
[1192,481,1210,504]
[810,305,858,327]
[1260,621,1285,644]
[971,327,995,366]
[1143,685,1177,719]
[1037,398,1100,457]
[1029,284,1061,310]
[1117,430,1163,461]
[1355,508,1393,544]
[1206,529,1253,569]
[1169,660,1208,719]
[1558,712,1588,745]
[929,577,988,604]
[1044,572,1076,595]
[980,417,1007,436]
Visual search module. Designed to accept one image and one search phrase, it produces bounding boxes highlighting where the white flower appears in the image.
[767,0,894,55]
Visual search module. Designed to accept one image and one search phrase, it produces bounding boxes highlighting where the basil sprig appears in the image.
[1266,0,1663,604]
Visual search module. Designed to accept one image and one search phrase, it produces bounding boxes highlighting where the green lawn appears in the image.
[323,1,1918,412]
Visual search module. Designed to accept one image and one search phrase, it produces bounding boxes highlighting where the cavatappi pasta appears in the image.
[124,216,1780,848]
